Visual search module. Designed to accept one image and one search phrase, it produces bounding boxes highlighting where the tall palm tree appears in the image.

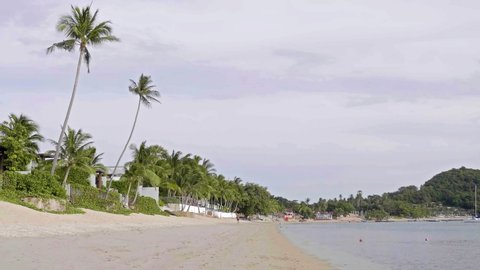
[47,5,119,176]
[50,127,94,187]
[0,114,44,171]
[106,74,160,193]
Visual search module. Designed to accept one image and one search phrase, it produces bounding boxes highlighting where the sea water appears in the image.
[280,222,480,270]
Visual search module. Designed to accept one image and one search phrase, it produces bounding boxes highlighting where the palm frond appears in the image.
[46,39,76,54]
[47,4,119,71]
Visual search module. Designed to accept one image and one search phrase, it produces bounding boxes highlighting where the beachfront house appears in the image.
[89,166,159,204]
[315,212,333,220]
[88,166,126,189]
[283,210,295,221]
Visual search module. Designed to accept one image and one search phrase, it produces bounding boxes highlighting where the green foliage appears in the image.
[51,127,102,186]
[56,167,90,186]
[1,171,19,190]
[238,183,275,217]
[0,114,43,171]
[69,184,129,214]
[133,196,167,215]
[420,167,480,210]
[366,209,389,221]
[297,202,314,219]
[111,179,130,195]
[47,5,119,71]
[2,171,65,198]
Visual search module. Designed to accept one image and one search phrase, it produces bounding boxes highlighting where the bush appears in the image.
[70,184,129,214]
[133,196,166,215]
[2,171,21,191]
[2,170,65,198]
[56,167,91,186]
[366,209,389,221]
[111,180,130,195]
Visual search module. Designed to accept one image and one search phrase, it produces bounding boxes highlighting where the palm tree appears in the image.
[47,5,119,176]
[106,74,160,193]
[124,141,162,205]
[0,114,44,171]
[50,127,94,187]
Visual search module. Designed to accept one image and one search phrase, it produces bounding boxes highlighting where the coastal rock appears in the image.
[21,197,66,212]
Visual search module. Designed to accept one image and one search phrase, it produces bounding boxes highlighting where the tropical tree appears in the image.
[50,127,94,187]
[47,5,119,175]
[123,142,163,205]
[106,74,160,193]
[85,147,106,173]
[0,114,44,171]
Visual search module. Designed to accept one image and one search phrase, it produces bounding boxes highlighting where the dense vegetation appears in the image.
[421,167,480,209]
[0,112,280,217]
[276,167,478,220]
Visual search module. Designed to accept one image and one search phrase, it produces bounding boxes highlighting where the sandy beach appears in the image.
[0,202,331,269]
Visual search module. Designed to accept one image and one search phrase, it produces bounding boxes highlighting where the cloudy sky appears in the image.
[2,0,480,200]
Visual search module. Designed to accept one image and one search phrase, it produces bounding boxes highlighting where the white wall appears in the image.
[138,186,159,203]
[167,203,237,219]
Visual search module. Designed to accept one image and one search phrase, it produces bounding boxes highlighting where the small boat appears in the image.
[465,184,480,223]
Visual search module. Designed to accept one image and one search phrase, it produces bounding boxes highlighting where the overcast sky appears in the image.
[2,0,480,200]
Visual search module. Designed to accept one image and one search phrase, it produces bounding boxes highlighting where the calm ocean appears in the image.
[280,222,480,270]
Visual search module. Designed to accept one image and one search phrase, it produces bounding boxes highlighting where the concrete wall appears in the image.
[89,174,96,187]
[88,174,108,188]
[167,203,237,219]
[137,186,159,203]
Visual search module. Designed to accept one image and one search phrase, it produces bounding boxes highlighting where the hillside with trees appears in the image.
[275,167,479,220]
[420,167,480,209]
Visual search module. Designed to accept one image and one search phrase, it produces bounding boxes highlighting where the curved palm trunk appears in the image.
[51,47,84,176]
[132,180,141,205]
[125,182,132,207]
[106,97,141,196]
[62,166,72,187]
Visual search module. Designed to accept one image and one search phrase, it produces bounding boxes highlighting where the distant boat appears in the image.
[465,184,480,223]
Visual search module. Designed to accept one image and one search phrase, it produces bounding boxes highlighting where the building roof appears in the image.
[105,166,125,176]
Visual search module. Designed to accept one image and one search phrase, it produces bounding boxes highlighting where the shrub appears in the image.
[366,209,389,221]
[56,167,91,186]
[133,196,166,215]
[1,170,65,198]
[24,171,65,198]
[2,171,21,191]
[70,184,129,214]
[111,180,130,195]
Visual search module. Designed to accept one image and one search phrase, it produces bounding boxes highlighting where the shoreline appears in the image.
[1,201,331,269]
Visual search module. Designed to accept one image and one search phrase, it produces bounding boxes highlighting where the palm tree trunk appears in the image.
[51,47,84,176]
[234,202,238,213]
[132,180,140,205]
[106,97,142,196]
[62,166,72,187]
[125,182,132,207]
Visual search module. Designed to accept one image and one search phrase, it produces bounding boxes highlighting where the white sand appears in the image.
[0,201,331,269]
[0,201,235,237]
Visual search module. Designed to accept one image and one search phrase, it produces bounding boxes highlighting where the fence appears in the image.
[160,197,237,219]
